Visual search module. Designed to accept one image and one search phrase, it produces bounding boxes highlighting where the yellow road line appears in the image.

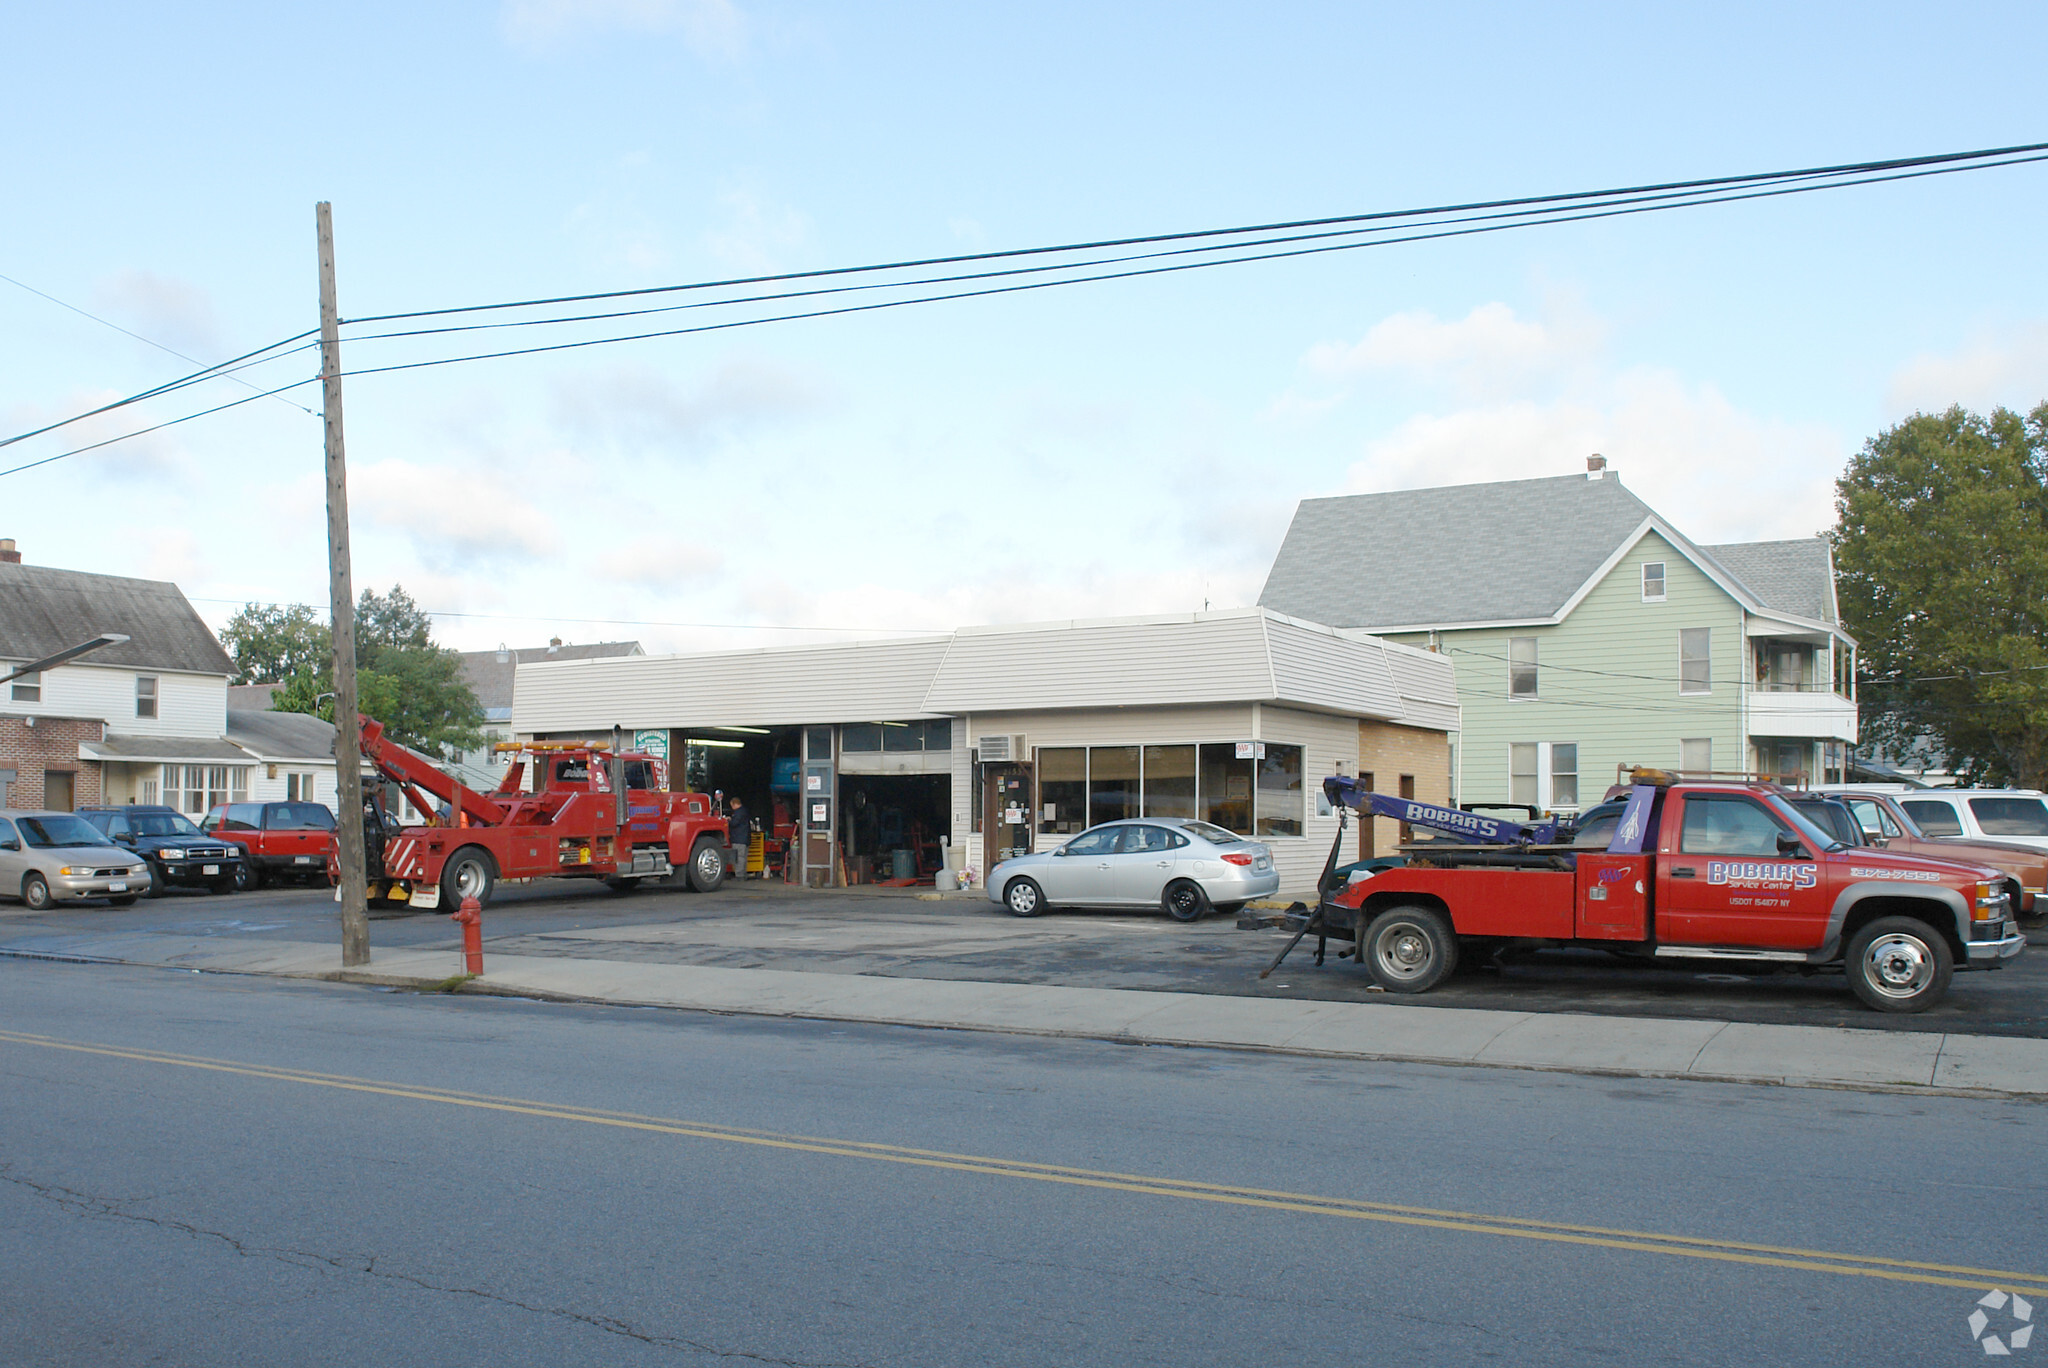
[4,1026,2042,1296]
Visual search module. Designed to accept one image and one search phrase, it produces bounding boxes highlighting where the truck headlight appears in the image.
[157,848,185,860]
[1972,882,2007,919]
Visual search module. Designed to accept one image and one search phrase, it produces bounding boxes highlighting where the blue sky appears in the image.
[4,0,2044,655]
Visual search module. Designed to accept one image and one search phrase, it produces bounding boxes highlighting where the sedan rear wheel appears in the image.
[1162,880,1210,922]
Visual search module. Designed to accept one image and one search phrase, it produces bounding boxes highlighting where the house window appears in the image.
[1679,629,1711,694]
[1509,743,1539,806]
[140,777,159,805]
[167,764,247,815]
[136,675,159,719]
[10,670,39,703]
[1680,738,1712,776]
[1641,562,1666,602]
[1550,744,1578,809]
[286,772,317,801]
[1508,637,1538,699]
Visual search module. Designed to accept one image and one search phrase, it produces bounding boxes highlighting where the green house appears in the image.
[1257,465,1858,814]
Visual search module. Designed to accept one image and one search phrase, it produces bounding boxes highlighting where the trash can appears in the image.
[890,848,916,881]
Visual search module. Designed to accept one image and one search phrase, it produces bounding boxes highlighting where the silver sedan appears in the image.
[0,811,151,910]
[988,817,1279,921]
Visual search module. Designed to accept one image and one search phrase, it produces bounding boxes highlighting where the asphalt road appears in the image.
[6,878,2047,1037]
[3,956,2043,1367]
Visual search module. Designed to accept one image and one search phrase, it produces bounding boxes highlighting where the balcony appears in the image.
[1744,686,1858,742]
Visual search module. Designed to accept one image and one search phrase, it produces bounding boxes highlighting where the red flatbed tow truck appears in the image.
[1269,768,2025,1012]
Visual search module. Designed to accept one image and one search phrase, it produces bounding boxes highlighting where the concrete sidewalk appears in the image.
[6,928,2046,1099]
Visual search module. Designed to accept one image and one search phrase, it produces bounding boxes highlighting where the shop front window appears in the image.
[1038,747,1087,835]
[1199,743,1254,834]
[1142,744,1196,820]
[1255,744,1303,837]
[1088,745,1139,827]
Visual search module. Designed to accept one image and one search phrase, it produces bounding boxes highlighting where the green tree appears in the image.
[1834,401,2048,786]
[249,585,486,760]
[219,603,331,683]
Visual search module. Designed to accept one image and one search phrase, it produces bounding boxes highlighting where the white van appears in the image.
[1811,788,2048,853]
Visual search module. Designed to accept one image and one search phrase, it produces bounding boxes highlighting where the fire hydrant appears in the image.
[449,893,484,976]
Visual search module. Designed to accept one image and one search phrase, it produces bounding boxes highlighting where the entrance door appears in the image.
[1657,792,1826,949]
[44,770,74,812]
[983,765,1034,864]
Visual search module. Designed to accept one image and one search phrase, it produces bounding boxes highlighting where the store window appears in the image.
[136,675,159,719]
[1038,748,1087,835]
[1199,743,1253,833]
[840,723,883,752]
[842,720,951,753]
[1255,744,1303,837]
[1088,746,1140,827]
[1142,744,1197,820]
[10,670,39,703]
[1508,638,1538,698]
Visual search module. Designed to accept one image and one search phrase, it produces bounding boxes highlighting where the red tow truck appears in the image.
[1276,769,2025,1012]
[341,718,730,911]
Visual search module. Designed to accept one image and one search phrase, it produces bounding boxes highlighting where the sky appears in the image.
[3,0,2045,659]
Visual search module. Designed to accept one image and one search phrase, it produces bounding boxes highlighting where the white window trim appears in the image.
[1641,561,1667,603]
[1509,741,1579,811]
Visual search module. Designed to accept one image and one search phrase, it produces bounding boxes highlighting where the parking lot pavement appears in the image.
[4,877,2046,1039]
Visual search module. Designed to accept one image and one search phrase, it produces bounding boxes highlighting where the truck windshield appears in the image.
[130,812,203,837]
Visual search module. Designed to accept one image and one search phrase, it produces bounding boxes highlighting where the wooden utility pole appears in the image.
[317,201,371,967]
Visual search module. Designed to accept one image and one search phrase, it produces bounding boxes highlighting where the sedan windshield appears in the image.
[130,812,204,837]
[20,815,110,848]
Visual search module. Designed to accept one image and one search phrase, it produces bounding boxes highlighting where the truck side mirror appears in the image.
[1777,832,1808,858]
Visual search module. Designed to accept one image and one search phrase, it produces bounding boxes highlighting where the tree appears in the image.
[219,603,330,684]
[1834,401,2048,786]
[242,585,486,761]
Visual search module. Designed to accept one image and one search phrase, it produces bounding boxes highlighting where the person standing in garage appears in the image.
[725,793,753,879]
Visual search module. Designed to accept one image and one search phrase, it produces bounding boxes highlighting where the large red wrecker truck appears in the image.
[1270,768,2026,1013]
[342,717,730,911]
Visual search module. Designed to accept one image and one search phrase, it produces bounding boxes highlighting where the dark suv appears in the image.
[201,801,338,890]
[77,806,244,896]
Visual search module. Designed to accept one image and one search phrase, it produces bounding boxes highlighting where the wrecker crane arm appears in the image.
[1319,776,1561,846]
[357,716,509,827]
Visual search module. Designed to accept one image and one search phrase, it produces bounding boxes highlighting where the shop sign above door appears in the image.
[634,730,670,760]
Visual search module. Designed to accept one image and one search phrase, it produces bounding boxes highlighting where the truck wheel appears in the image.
[441,848,496,910]
[232,862,262,893]
[1162,880,1210,922]
[1004,877,1045,917]
[145,864,166,898]
[1361,905,1459,993]
[604,877,641,894]
[108,895,138,906]
[1846,917,1953,1013]
[687,839,725,893]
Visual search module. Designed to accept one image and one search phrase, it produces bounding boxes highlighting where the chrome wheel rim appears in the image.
[695,845,723,881]
[452,861,487,900]
[1008,883,1036,913]
[1862,932,1934,999]
[1372,921,1434,982]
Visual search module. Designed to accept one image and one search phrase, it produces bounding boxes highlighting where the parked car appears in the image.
[1806,788,2048,919]
[78,806,244,896]
[200,801,338,890]
[0,811,151,910]
[988,817,1279,920]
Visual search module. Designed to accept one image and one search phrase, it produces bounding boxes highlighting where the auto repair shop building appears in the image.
[508,608,1459,898]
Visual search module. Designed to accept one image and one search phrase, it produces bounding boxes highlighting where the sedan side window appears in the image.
[1120,826,1174,854]
[1062,828,1121,857]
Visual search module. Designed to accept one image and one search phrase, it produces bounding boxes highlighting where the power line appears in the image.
[0,332,319,451]
[0,271,321,419]
[344,140,2048,325]
[186,595,931,635]
[0,377,320,479]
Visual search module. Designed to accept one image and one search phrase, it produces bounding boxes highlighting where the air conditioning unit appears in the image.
[977,734,1027,763]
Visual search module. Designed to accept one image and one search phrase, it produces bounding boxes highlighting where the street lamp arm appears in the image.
[0,633,131,684]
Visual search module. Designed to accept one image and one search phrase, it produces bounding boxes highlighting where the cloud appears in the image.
[141,529,205,586]
[353,460,560,565]
[1,388,187,481]
[1343,368,1844,543]
[701,188,807,274]
[1300,300,1604,398]
[596,536,724,589]
[564,200,670,274]
[1887,323,2048,416]
[501,0,744,57]
[91,270,225,359]
[550,358,833,450]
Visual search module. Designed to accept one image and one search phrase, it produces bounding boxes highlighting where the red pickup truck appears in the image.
[201,801,339,890]
[1320,772,2025,1012]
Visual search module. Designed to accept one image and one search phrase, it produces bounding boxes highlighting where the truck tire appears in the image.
[1361,905,1459,993]
[232,861,262,893]
[1162,880,1211,922]
[440,847,496,910]
[1003,877,1045,917]
[686,839,725,893]
[604,877,641,894]
[1846,916,1953,1013]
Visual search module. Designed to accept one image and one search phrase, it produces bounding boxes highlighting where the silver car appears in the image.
[988,817,1279,921]
[0,811,151,910]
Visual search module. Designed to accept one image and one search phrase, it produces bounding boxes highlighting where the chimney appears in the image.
[0,538,19,564]
[1586,454,1607,480]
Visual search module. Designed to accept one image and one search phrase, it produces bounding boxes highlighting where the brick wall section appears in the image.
[1356,720,1451,860]
[0,717,105,810]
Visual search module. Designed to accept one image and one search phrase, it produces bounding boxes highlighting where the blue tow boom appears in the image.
[1318,776,1561,846]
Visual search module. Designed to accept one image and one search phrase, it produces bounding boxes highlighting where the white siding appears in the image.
[927,615,1273,712]
[27,663,227,737]
[1263,616,1404,720]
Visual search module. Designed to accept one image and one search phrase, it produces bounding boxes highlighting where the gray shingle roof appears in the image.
[459,642,642,714]
[226,708,337,761]
[1258,474,1656,629]
[83,734,253,763]
[0,562,235,675]
[1700,539,1837,625]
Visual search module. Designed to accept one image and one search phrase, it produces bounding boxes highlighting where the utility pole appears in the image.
[317,201,370,967]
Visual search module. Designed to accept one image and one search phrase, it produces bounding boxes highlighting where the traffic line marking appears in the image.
[5,1025,2043,1296]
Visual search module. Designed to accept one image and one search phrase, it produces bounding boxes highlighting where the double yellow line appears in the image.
[4,1025,2042,1297]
